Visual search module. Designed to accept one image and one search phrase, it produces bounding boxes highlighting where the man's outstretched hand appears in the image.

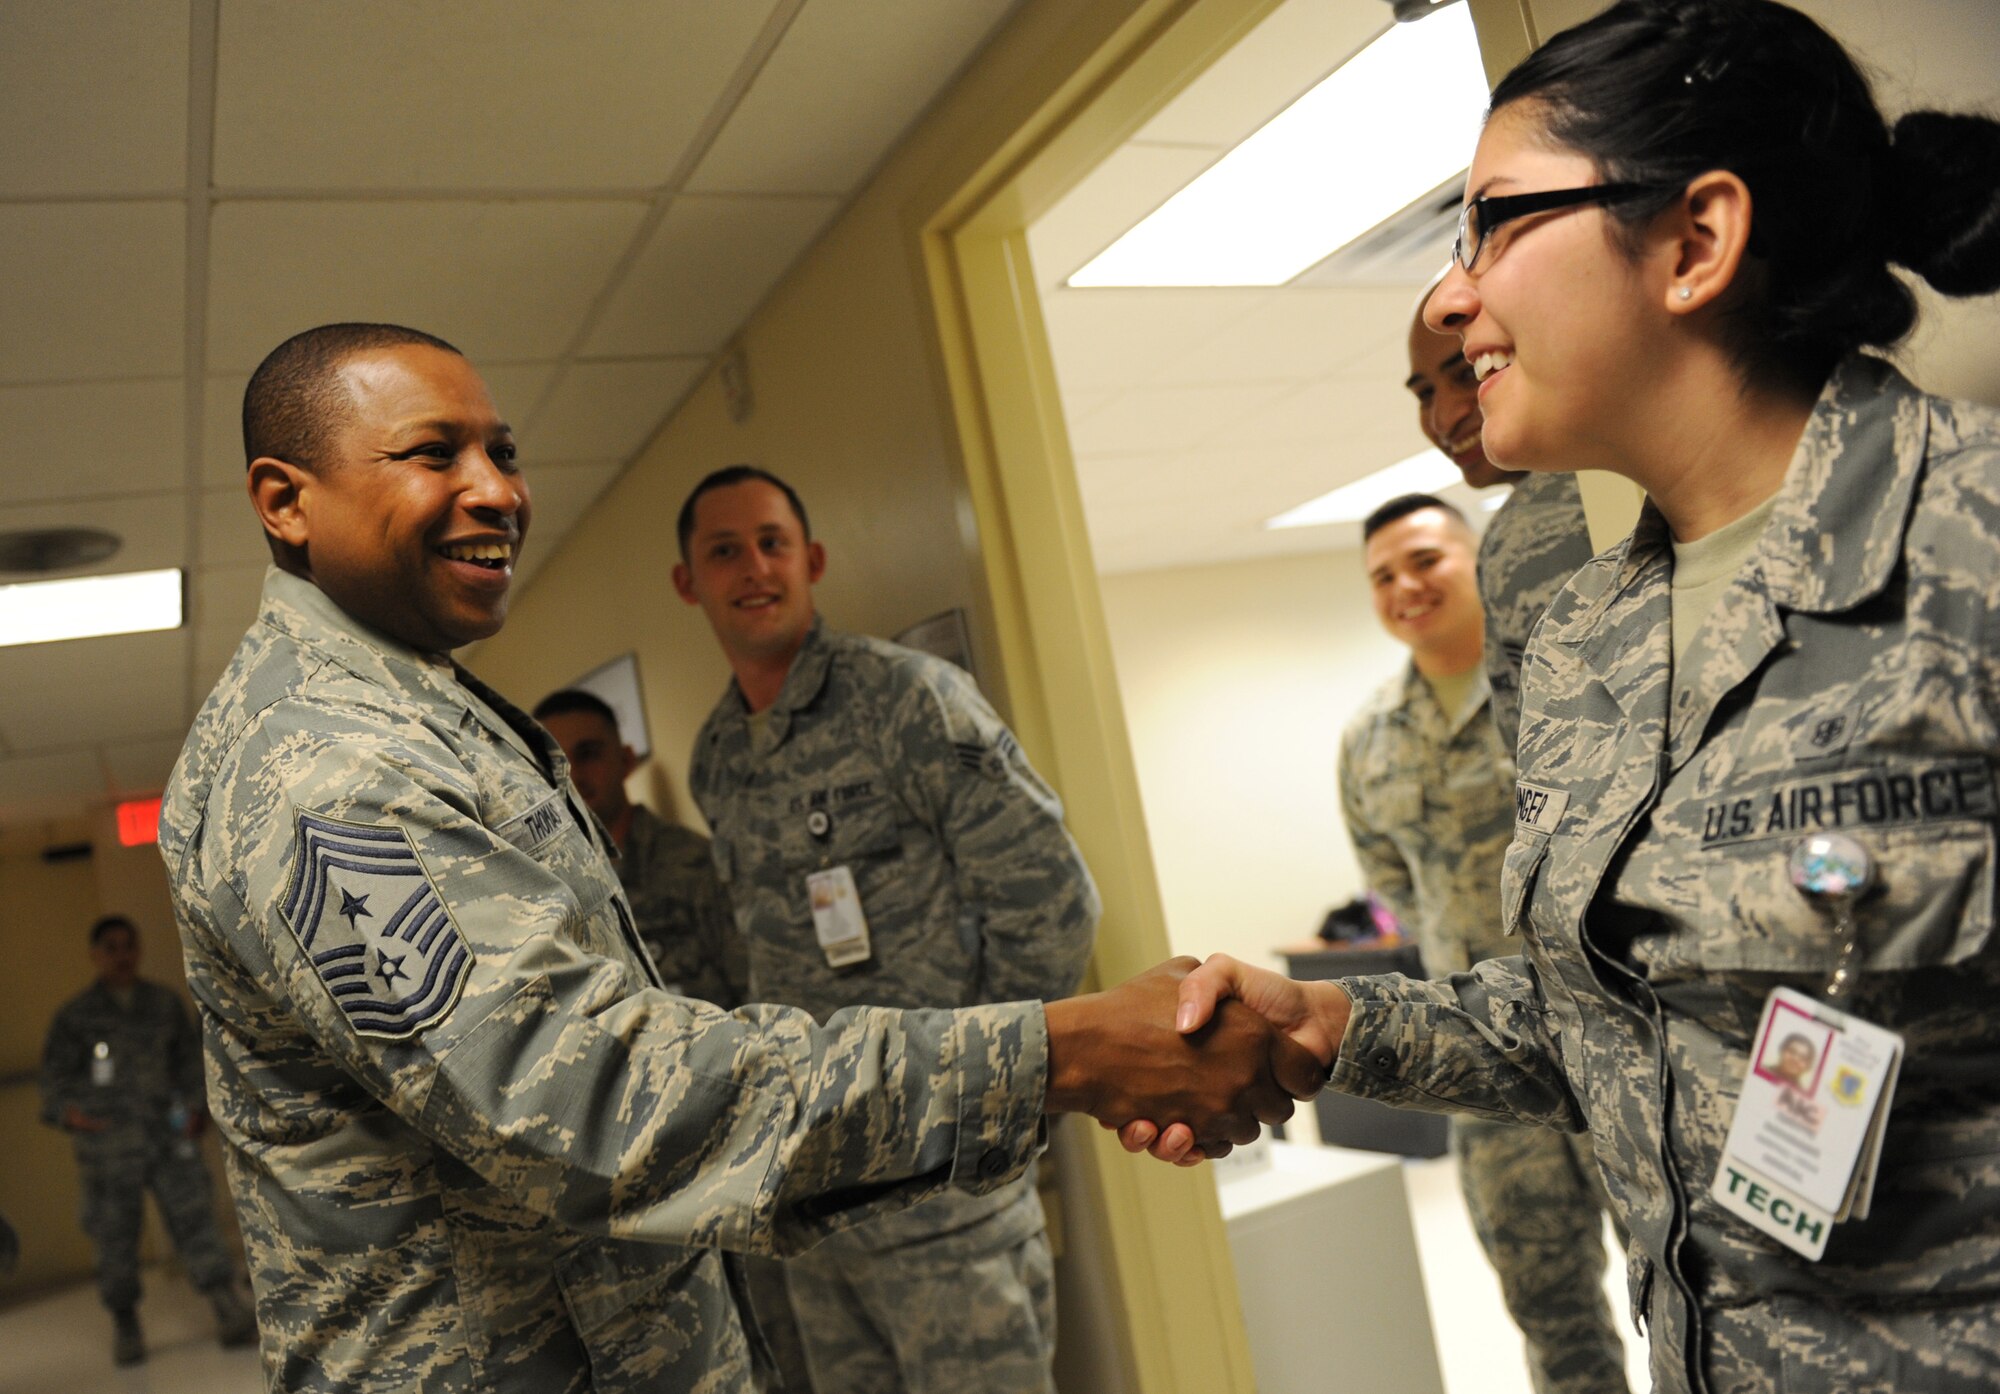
[1114,954,1353,1164]
[1042,958,1327,1156]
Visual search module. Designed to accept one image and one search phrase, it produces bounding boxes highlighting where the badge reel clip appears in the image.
[1786,832,1874,1001]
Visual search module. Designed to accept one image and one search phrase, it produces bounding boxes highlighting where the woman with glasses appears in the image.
[1127,2,2000,1390]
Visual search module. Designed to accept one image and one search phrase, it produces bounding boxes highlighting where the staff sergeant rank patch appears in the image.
[280,811,473,1039]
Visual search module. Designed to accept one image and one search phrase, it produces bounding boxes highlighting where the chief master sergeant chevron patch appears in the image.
[279,810,472,1039]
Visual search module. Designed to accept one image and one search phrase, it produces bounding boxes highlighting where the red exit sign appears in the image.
[116,795,163,847]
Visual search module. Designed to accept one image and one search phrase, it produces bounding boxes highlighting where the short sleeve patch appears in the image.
[280,811,473,1040]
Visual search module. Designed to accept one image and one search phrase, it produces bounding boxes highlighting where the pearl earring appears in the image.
[1678,286,1694,302]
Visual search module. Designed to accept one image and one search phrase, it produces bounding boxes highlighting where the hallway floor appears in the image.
[0,1152,1649,1393]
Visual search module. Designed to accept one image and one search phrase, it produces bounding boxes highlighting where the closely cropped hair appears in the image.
[90,915,137,946]
[244,323,462,470]
[532,688,620,734]
[1490,0,2000,389]
[1364,493,1466,541]
[675,465,811,559]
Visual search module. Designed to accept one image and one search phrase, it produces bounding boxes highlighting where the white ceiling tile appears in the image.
[0,380,185,505]
[0,749,106,827]
[213,1,784,190]
[0,495,188,579]
[0,203,185,383]
[686,0,1016,195]
[1041,288,1270,393]
[527,359,706,461]
[1183,286,1424,385]
[1065,382,1296,456]
[1027,143,1220,290]
[0,629,189,751]
[515,462,625,590]
[1134,0,1385,148]
[103,736,190,796]
[205,201,650,373]
[1202,374,1424,455]
[0,2,190,197]
[585,196,840,357]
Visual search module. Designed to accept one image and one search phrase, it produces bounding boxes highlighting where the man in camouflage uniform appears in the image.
[534,686,814,1391]
[164,322,1311,1394]
[39,915,255,1364]
[1405,302,1598,756]
[533,688,747,1008]
[1341,493,1628,1394]
[673,466,1099,1394]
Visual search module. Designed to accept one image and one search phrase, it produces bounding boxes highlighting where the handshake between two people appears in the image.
[1041,955,1353,1163]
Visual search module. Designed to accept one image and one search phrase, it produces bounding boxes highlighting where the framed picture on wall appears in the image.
[895,608,978,685]
[565,652,652,760]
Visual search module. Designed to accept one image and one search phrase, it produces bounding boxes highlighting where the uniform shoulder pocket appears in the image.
[1501,833,1551,939]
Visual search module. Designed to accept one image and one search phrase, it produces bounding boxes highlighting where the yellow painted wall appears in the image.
[1098,550,1407,969]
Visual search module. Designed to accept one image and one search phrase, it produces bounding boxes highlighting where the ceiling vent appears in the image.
[0,527,122,575]
[1291,172,1461,287]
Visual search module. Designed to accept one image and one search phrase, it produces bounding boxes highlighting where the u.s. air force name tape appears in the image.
[280,810,472,1040]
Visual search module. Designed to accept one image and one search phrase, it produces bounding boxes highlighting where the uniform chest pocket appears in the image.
[496,790,621,920]
[1371,779,1424,832]
[777,795,905,872]
[1696,819,1994,972]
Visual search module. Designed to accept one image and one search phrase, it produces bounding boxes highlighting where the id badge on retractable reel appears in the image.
[1710,834,1904,1260]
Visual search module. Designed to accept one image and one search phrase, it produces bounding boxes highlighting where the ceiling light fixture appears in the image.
[1068,5,1487,287]
[1264,451,1461,529]
[0,568,184,648]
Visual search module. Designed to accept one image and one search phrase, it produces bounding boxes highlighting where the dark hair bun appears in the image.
[1884,111,2000,296]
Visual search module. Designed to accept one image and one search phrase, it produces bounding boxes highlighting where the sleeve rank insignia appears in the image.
[279,811,473,1040]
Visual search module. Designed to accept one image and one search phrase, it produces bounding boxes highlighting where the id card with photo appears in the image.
[1712,987,1902,1260]
[806,866,873,968]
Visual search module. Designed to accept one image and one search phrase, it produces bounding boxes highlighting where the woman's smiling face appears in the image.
[1424,103,1666,476]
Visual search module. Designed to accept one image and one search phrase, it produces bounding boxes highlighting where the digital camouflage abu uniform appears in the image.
[1340,666,1628,1394]
[620,803,748,1009]
[691,617,1099,1394]
[1478,468,1598,755]
[39,978,239,1313]
[613,802,815,1392]
[1329,357,2000,1394]
[160,568,1049,1394]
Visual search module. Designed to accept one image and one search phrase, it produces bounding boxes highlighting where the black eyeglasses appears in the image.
[1451,183,1659,273]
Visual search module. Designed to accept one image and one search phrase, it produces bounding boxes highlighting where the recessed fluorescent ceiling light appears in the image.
[1069,6,1487,287]
[0,568,183,647]
[1265,451,1461,529]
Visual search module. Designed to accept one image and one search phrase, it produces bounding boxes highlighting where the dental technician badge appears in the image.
[280,811,473,1040]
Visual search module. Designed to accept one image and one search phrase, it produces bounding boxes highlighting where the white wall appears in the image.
[1097,548,1408,971]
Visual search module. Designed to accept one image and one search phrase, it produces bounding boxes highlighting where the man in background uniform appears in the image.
[1341,494,1628,1394]
[674,466,1099,1394]
[534,686,814,1391]
[162,322,1312,1393]
[39,915,255,1365]
[533,688,747,1008]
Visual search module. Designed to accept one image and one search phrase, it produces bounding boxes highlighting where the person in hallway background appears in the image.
[533,684,815,1390]
[1404,305,1597,755]
[674,465,1099,1394]
[38,914,255,1366]
[1342,494,1627,1394]
[532,688,748,1009]
[1127,1,2000,1387]
[162,321,1315,1393]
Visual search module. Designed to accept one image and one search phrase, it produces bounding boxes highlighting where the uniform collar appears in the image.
[1396,659,1492,739]
[257,566,557,778]
[1562,354,1927,640]
[726,614,834,753]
